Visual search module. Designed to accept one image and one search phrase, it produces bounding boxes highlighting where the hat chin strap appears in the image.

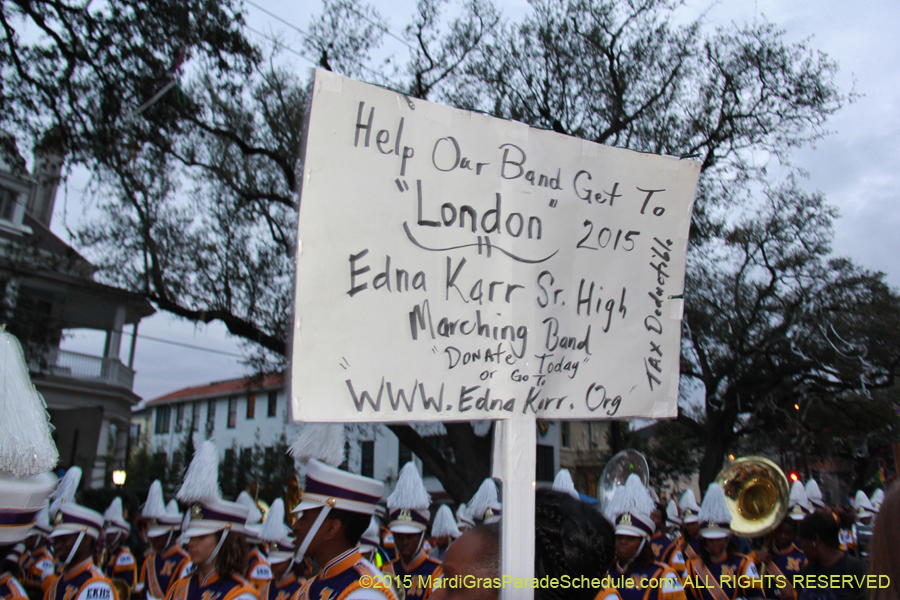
[205,528,230,565]
[619,536,647,571]
[296,505,333,561]
[63,531,87,567]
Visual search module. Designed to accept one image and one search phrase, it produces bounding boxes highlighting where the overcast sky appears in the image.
[54,0,900,402]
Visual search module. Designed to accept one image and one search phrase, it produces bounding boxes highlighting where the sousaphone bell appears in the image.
[716,456,790,538]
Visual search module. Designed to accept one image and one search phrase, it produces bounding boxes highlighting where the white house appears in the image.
[136,372,562,501]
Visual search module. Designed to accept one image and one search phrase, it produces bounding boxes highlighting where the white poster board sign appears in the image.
[291,70,700,423]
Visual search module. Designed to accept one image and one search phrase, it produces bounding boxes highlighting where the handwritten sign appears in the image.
[290,70,700,423]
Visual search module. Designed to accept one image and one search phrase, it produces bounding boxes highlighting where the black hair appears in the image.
[534,489,615,600]
[654,503,668,527]
[328,509,371,544]
[799,509,840,548]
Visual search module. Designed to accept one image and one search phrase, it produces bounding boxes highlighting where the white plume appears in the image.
[603,474,654,523]
[387,462,430,511]
[143,480,168,518]
[289,423,346,466]
[0,330,59,476]
[258,499,290,542]
[679,489,700,513]
[468,478,499,520]
[49,466,82,517]
[431,504,461,538]
[698,483,732,524]
[236,491,262,524]
[666,499,681,523]
[871,488,884,509]
[789,481,809,510]
[166,500,181,516]
[456,503,474,526]
[177,440,221,503]
[805,479,825,507]
[104,497,126,525]
[552,469,580,500]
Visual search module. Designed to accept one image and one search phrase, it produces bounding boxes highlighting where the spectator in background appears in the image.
[866,482,899,600]
[797,509,866,600]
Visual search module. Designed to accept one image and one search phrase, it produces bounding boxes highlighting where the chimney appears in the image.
[28,128,67,228]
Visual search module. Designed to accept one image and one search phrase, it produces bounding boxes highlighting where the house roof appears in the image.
[143,372,285,407]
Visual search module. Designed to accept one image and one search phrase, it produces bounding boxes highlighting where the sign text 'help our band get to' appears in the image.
[291,70,700,423]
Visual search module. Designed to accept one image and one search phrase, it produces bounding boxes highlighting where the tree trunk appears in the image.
[387,423,493,504]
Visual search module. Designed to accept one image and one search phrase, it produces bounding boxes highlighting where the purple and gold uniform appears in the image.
[651,532,686,576]
[389,549,441,600]
[138,546,191,600]
[762,544,805,599]
[245,549,272,590]
[103,546,137,591]
[42,558,117,600]
[291,548,396,600]
[684,553,761,600]
[258,573,303,600]
[1,571,29,600]
[20,545,56,590]
[165,570,258,600]
[608,561,687,600]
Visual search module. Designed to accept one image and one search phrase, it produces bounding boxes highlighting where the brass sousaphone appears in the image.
[715,456,790,538]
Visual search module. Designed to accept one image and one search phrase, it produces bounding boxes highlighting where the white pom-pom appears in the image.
[698,483,732,524]
[468,478,498,520]
[49,466,82,517]
[552,469,580,500]
[679,489,700,513]
[431,504,460,538]
[603,474,654,523]
[805,479,825,507]
[0,331,59,476]
[289,423,346,466]
[258,499,290,542]
[104,497,125,524]
[789,481,809,510]
[871,488,884,509]
[236,491,263,524]
[143,481,168,518]
[177,440,221,503]
[387,462,430,511]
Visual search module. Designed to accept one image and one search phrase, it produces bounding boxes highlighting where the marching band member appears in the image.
[650,504,686,577]
[165,441,259,600]
[102,498,137,594]
[18,506,57,594]
[136,482,191,600]
[757,518,805,600]
[678,491,702,561]
[288,423,397,600]
[604,475,686,600]
[851,490,876,560]
[359,518,392,575]
[43,479,118,600]
[236,493,272,590]
[387,463,441,600]
[427,506,459,563]
[683,484,761,600]
[255,501,304,600]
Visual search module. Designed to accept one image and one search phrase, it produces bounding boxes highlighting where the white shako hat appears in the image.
[236,491,263,543]
[552,469,580,500]
[177,441,249,538]
[854,490,875,519]
[788,481,811,521]
[293,459,384,515]
[698,483,732,539]
[0,329,59,543]
[387,462,431,534]
[679,489,701,524]
[103,497,131,535]
[469,478,502,525]
[456,503,475,530]
[805,479,826,509]
[258,499,295,564]
[431,504,462,539]
[359,516,381,554]
[666,499,682,526]
[870,489,884,512]
[50,502,105,540]
[143,480,179,537]
[604,474,656,538]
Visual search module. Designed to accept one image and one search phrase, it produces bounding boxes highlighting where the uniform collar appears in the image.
[277,573,297,588]
[395,548,427,572]
[773,543,799,556]
[163,546,184,559]
[321,548,362,580]
[198,569,220,587]
[65,558,95,580]
[651,531,664,541]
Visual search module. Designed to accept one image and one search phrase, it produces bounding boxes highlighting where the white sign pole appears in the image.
[493,417,536,600]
